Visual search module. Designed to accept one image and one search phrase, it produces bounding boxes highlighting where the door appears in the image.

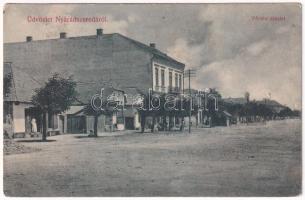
[67,115,86,133]
[125,117,135,130]
[24,107,42,133]
[59,115,64,133]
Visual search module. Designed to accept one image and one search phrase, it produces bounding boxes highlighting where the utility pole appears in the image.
[184,69,196,133]
[188,70,191,133]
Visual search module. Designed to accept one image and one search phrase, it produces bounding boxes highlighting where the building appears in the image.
[3,29,185,135]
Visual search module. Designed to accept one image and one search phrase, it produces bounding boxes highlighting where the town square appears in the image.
[3,3,302,197]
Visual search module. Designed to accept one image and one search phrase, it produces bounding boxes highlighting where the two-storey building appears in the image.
[4,29,185,135]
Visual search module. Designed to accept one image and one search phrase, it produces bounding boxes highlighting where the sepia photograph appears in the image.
[2,2,302,197]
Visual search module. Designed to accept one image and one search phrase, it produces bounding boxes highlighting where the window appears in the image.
[155,67,159,86]
[179,74,182,90]
[175,73,178,87]
[169,71,173,88]
[161,69,165,87]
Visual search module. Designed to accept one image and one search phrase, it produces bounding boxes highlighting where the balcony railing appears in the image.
[168,86,181,93]
[155,86,166,93]
[154,86,181,93]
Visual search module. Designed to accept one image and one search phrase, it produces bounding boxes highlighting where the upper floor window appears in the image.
[169,71,173,88]
[155,67,159,86]
[179,74,182,90]
[161,69,165,87]
[175,73,178,87]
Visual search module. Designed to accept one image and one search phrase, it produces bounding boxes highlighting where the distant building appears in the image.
[258,98,287,114]
[223,97,248,105]
[223,96,289,123]
[4,29,185,135]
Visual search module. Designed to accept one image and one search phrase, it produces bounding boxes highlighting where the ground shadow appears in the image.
[74,135,128,139]
[16,139,56,143]
[74,130,185,139]
[75,135,93,139]
[74,133,143,139]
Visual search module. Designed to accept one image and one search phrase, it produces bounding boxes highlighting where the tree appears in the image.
[137,91,194,133]
[83,87,122,137]
[292,109,301,118]
[278,107,293,118]
[31,73,77,141]
[136,91,156,133]
[256,103,273,120]
[83,98,114,137]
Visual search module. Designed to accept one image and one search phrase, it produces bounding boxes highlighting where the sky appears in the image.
[4,3,302,109]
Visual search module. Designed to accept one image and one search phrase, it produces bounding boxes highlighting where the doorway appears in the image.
[24,107,42,133]
[67,115,86,133]
[125,117,134,130]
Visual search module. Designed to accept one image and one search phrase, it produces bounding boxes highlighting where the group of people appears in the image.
[150,119,185,132]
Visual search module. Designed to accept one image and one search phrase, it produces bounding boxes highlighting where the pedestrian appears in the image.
[31,118,37,133]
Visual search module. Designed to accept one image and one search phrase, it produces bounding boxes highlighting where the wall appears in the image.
[86,115,110,133]
[112,34,153,93]
[12,102,32,133]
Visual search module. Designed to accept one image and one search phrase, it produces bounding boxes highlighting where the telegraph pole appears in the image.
[188,70,191,133]
[184,69,196,133]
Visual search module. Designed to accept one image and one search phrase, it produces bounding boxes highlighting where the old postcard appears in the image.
[2,3,302,197]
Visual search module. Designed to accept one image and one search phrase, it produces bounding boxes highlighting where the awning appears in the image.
[223,110,233,117]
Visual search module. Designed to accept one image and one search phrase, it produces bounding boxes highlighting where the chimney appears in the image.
[150,43,156,48]
[26,36,32,42]
[60,32,66,39]
[97,28,103,36]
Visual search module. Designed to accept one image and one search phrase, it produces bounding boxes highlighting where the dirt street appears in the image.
[3,119,301,197]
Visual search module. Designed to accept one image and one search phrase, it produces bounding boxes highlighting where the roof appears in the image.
[5,34,113,44]
[116,33,185,70]
[5,33,185,70]
[223,97,248,105]
[257,99,286,113]
[3,63,17,101]
[4,62,39,102]
[183,88,200,95]
[257,98,284,107]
